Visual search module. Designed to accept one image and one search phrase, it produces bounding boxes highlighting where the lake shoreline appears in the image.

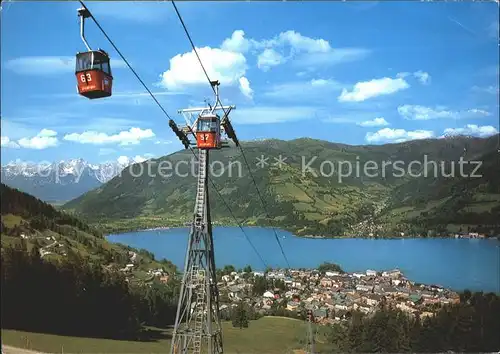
[106,227,500,293]
[106,225,500,241]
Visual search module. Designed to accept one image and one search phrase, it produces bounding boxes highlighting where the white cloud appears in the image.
[158,47,247,91]
[338,76,409,102]
[38,129,57,137]
[158,29,367,95]
[398,105,454,120]
[5,56,127,75]
[471,85,498,95]
[221,29,369,70]
[257,48,285,71]
[154,140,173,145]
[467,108,491,116]
[366,128,435,143]
[311,79,334,86]
[276,30,331,53]
[221,30,253,53]
[294,48,370,68]
[443,125,498,138]
[398,105,491,120]
[396,72,411,78]
[230,106,318,124]
[1,136,20,149]
[238,77,253,99]
[357,117,390,127]
[413,70,431,85]
[396,71,430,84]
[63,127,155,146]
[263,78,342,101]
[17,129,59,149]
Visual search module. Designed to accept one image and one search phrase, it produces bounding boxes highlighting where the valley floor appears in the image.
[1,317,330,354]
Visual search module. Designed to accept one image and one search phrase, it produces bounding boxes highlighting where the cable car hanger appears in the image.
[78,7,91,52]
[75,7,113,99]
[174,80,238,150]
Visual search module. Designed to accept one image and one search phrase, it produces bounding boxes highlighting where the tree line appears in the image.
[326,291,500,353]
[1,183,102,238]
[0,241,179,339]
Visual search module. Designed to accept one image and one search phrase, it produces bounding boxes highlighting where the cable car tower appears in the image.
[170,81,238,354]
[305,309,316,354]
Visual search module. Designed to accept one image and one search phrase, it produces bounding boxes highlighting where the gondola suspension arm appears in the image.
[77,7,92,51]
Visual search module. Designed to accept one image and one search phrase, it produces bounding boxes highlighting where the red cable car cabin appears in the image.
[75,50,113,99]
[196,114,221,149]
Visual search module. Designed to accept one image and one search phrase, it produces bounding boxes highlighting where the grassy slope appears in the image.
[1,317,331,354]
[63,135,500,236]
[376,148,500,230]
[0,183,176,277]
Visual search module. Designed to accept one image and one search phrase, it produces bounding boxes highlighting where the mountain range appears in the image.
[0,156,145,203]
[63,135,500,237]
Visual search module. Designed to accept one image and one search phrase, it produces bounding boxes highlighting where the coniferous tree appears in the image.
[231,301,249,329]
[347,311,364,352]
[329,292,500,353]
[409,314,422,352]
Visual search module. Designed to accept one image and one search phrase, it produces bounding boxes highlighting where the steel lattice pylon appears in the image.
[305,311,315,354]
[170,148,223,354]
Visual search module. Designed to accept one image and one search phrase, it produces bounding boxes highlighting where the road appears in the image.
[39,238,58,258]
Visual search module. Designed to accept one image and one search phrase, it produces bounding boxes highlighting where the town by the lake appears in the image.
[121,260,461,325]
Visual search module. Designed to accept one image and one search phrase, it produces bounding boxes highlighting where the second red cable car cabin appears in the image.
[196,113,221,149]
[75,50,113,99]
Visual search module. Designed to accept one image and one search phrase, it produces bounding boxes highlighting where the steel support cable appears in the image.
[171,0,291,269]
[235,142,291,268]
[78,0,268,270]
[183,144,268,269]
[191,148,269,269]
[223,112,291,269]
[183,143,268,269]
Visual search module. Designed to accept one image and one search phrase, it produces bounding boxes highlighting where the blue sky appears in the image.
[1,1,499,164]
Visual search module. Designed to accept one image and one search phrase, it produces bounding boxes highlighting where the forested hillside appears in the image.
[64,135,500,237]
[1,184,498,351]
[2,182,102,238]
[326,291,500,353]
[1,183,176,269]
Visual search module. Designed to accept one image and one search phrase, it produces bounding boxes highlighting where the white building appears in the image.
[263,291,275,298]
[325,271,340,277]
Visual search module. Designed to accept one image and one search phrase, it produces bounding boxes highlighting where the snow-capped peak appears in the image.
[1,156,147,183]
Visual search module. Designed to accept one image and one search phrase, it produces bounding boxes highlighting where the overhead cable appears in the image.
[171,0,291,269]
[79,0,268,269]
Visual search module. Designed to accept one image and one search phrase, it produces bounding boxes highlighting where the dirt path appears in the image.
[2,345,48,354]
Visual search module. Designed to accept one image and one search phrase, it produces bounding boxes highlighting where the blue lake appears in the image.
[107,226,500,293]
